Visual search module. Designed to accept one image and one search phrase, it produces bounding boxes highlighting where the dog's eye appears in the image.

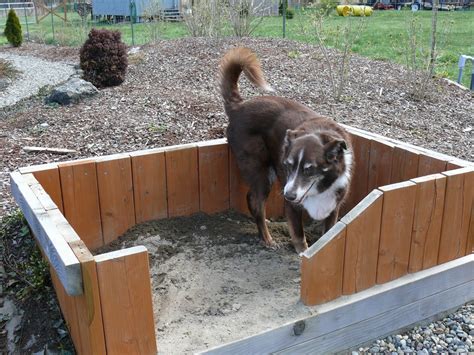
[303,165,316,176]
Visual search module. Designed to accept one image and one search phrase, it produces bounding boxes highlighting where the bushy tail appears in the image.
[219,47,273,107]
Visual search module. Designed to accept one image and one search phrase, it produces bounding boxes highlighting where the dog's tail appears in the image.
[219,47,273,108]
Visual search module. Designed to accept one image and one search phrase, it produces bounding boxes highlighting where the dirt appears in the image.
[95,211,324,353]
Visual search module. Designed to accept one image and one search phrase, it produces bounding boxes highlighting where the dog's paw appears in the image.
[293,241,308,254]
[262,239,281,250]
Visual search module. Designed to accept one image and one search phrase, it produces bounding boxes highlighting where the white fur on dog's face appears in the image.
[282,132,352,220]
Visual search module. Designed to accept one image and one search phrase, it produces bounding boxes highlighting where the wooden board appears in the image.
[96,155,136,245]
[342,132,371,215]
[409,174,447,272]
[467,204,474,253]
[131,150,168,223]
[202,254,474,354]
[59,161,104,250]
[300,222,346,306]
[95,246,157,354]
[266,180,285,220]
[197,142,230,214]
[438,168,474,263]
[229,149,250,215]
[30,165,64,213]
[10,172,82,295]
[367,139,395,193]
[165,145,200,218]
[340,190,383,295]
[417,154,448,176]
[390,145,420,184]
[377,181,417,284]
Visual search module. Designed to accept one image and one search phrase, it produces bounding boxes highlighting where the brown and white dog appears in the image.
[219,47,353,253]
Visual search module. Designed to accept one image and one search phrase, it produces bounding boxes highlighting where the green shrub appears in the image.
[286,7,295,19]
[279,0,295,18]
[79,29,128,88]
[4,9,23,47]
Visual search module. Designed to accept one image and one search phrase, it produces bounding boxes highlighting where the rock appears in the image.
[46,77,98,105]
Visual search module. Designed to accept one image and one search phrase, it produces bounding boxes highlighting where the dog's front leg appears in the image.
[323,209,339,234]
[285,202,308,253]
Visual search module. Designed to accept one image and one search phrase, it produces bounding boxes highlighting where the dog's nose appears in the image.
[284,191,297,202]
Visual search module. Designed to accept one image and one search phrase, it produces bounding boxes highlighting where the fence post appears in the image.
[23,6,30,41]
[50,1,55,43]
[129,0,136,46]
[282,0,286,38]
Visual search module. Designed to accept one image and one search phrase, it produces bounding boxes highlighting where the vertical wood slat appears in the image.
[229,149,250,215]
[96,155,136,245]
[341,190,383,295]
[198,142,230,214]
[300,222,346,306]
[31,166,64,213]
[377,181,417,284]
[438,168,474,263]
[165,145,200,218]
[390,145,420,184]
[409,174,447,272]
[417,154,448,176]
[266,180,285,220]
[95,247,157,354]
[342,133,372,215]
[467,204,474,253]
[367,139,395,193]
[59,161,104,250]
[131,150,168,224]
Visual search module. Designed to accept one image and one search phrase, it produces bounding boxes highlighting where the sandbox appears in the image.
[10,125,474,354]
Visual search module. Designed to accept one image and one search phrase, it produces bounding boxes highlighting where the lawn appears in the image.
[0,9,473,87]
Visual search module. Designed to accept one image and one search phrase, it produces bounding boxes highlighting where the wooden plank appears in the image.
[197,141,230,214]
[300,222,346,306]
[29,165,64,213]
[96,155,136,245]
[266,180,285,220]
[340,190,383,295]
[95,246,157,354]
[10,172,82,295]
[409,174,447,272]
[438,168,474,263]
[277,281,474,354]
[201,254,474,354]
[367,139,395,192]
[390,145,420,184]
[59,161,104,250]
[165,145,200,217]
[377,181,417,284]
[467,204,474,254]
[131,150,168,223]
[341,132,371,216]
[417,154,448,176]
[229,149,250,215]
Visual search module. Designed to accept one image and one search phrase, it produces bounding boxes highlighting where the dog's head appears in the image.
[282,129,349,204]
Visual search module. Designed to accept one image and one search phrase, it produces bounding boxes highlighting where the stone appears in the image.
[46,77,98,105]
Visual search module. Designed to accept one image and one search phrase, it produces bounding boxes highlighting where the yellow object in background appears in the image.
[336,5,373,16]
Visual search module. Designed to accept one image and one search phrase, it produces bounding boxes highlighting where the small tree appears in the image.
[4,9,23,47]
[80,29,128,88]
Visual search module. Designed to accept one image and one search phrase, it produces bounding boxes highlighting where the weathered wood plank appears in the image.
[201,254,474,354]
[95,246,157,354]
[96,155,136,245]
[197,141,230,214]
[417,154,448,176]
[28,165,64,213]
[467,204,474,254]
[300,222,346,306]
[367,139,395,193]
[130,150,168,223]
[266,180,285,219]
[390,145,420,184]
[409,174,446,272]
[59,161,104,250]
[165,145,200,218]
[10,172,82,295]
[439,168,474,263]
[229,149,250,215]
[341,190,383,295]
[377,181,417,284]
[341,132,371,215]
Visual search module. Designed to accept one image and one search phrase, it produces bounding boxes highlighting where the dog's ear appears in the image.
[324,138,347,164]
[284,129,297,149]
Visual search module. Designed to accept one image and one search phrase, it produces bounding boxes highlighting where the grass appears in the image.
[0,9,473,87]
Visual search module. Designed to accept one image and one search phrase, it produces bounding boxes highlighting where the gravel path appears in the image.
[0,53,75,108]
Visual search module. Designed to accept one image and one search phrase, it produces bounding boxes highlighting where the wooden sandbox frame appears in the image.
[10,125,474,354]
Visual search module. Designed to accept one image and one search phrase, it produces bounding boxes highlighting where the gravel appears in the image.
[0,53,75,108]
[356,304,474,354]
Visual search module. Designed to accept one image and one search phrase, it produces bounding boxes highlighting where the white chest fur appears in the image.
[302,151,352,221]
